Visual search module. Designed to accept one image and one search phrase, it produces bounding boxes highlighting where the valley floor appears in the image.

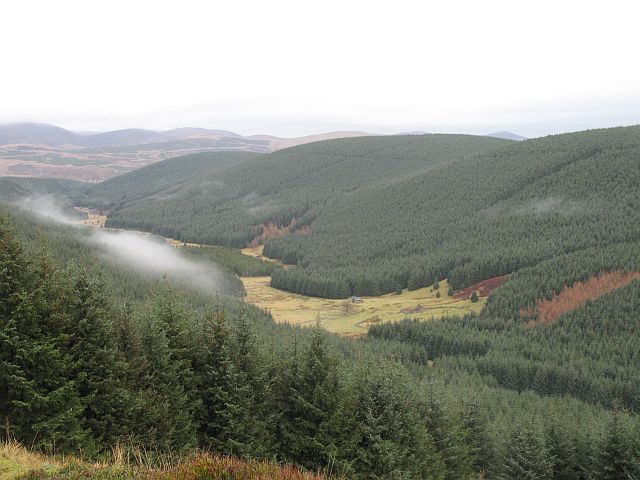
[74,211,487,336]
[241,276,485,336]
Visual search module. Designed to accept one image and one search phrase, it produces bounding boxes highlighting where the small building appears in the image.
[350,296,364,304]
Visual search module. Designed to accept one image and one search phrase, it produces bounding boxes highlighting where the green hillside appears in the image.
[2,208,639,479]
[3,123,640,477]
[85,150,257,209]
[268,126,640,296]
[97,134,508,250]
[0,177,87,203]
[94,127,640,299]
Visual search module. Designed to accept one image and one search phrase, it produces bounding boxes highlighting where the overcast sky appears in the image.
[1,0,639,137]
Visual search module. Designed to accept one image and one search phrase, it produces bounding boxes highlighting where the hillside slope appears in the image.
[99,134,508,245]
[85,151,257,209]
[92,126,640,298]
[266,126,640,296]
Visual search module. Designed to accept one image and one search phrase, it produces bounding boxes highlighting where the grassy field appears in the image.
[241,276,486,336]
[241,245,286,266]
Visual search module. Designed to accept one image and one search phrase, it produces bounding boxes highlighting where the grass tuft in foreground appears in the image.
[1,443,326,480]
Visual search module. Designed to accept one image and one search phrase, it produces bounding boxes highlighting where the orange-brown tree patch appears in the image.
[453,275,509,300]
[522,270,640,327]
[250,219,311,246]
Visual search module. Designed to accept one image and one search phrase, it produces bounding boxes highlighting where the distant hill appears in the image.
[0,122,373,149]
[485,130,527,141]
[0,123,79,146]
[0,123,374,180]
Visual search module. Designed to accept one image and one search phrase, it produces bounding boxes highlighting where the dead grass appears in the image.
[521,270,640,327]
[241,277,486,336]
[0,442,326,480]
[0,440,64,480]
[241,245,286,267]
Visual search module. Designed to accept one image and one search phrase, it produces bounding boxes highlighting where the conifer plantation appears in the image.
[1,126,640,479]
[3,0,640,476]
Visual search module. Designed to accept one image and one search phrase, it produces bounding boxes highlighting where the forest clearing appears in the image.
[241,276,486,336]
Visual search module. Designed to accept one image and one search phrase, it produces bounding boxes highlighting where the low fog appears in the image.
[17,195,80,224]
[16,195,229,296]
[90,230,227,295]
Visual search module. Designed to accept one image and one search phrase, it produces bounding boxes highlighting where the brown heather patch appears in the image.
[250,221,293,247]
[167,454,326,480]
[3,442,328,480]
[453,275,508,300]
[249,219,311,247]
[521,270,640,327]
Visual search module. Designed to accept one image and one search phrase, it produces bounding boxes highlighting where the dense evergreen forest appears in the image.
[84,151,257,210]
[94,134,506,252]
[2,207,640,477]
[2,126,640,478]
[88,127,640,299]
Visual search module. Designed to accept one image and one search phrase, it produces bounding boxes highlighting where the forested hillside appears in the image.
[2,209,639,479]
[94,126,640,299]
[94,134,508,258]
[84,151,256,209]
[0,177,87,203]
[0,210,495,479]
[3,126,640,478]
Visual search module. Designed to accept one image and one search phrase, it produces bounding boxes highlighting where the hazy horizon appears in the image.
[2,0,639,138]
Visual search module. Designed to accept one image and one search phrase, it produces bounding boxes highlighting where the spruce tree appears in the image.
[275,321,340,469]
[63,268,129,450]
[197,308,240,452]
[349,365,446,480]
[0,225,88,452]
[545,420,580,480]
[498,419,553,480]
[592,414,640,480]
[127,292,198,451]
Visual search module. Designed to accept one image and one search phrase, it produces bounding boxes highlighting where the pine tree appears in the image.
[127,292,198,451]
[461,402,494,475]
[275,320,340,469]
[349,366,446,479]
[0,225,88,452]
[497,419,553,480]
[592,414,640,480]
[424,400,473,480]
[197,308,240,452]
[63,268,129,450]
[545,420,580,480]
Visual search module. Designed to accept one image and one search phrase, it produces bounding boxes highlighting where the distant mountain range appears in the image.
[0,123,528,181]
[0,123,373,181]
[0,123,372,149]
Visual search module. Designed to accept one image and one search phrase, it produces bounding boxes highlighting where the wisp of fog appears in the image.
[17,195,78,224]
[16,195,228,296]
[91,230,226,295]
